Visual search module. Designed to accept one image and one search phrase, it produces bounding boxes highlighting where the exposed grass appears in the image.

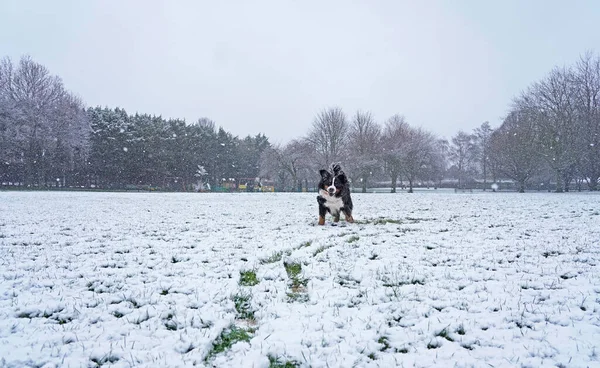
[373,218,402,225]
[427,340,441,349]
[406,217,436,223]
[286,267,308,293]
[542,250,563,258]
[435,327,454,342]
[261,251,283,264]
[346,235,360,243]
[260,250,292,264]
[90,354,120,366]
[206,326,252,361]
[233,292,255,321]
[378,336,391,352]
[112,311,125,319]
[357,218,402,225]
[163,312,178,331]
[298,241,312,249]
[312,245,328,256]
[239,270,259,286]
[282,259,311,302]
[130,310,150,325]
[284,262,302,279]
[286,292,310,303]
[461,343,476,350]
[382,277,425,288]
[268,355,299,368]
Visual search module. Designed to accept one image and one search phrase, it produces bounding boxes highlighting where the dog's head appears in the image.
[319,164,347,197]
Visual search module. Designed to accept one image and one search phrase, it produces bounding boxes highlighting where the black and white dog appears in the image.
[317,164,354,225]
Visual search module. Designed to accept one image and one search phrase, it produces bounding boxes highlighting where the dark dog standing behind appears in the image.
[317,164,354,225]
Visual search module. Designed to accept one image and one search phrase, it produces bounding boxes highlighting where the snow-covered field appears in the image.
[0,191,599,368]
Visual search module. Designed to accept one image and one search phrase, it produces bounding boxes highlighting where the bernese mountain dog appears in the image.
[317,164,354,225]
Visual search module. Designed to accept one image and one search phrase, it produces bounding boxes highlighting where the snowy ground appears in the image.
[0,191,599,368]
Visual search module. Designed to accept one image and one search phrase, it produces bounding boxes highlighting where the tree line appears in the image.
[261,53,600,193]
[0,56,269,190]
[1,53,599,192]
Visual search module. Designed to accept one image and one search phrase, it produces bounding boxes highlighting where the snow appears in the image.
[0,191,599,367]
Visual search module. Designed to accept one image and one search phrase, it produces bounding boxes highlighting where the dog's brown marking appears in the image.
[345,214,354,223]
[333,215,340,223]
[318,216,325,225]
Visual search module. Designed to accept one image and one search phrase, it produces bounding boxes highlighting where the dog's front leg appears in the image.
[343,209,354,223]
[317,196,327,225]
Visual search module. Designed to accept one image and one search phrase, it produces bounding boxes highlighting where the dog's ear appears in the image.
[319,169,330,179]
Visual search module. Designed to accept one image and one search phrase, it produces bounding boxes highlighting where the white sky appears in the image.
[2,0,599,143]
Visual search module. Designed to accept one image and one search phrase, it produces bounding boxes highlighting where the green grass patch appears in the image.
[298,241,312,249]
[233,292,255,321]
[206,326,252,360]
[373,218,402,225]
[284,261,309,301]
[284,262,302,279]
[378,336,391,352]
[260,250,292,264]
[268,355,299,368]
[239,270,259,286]
[260,251,283,264]
[406,217,436,223]
[286,292,310,303]
[346,235,360,243]
[312,245,328,256]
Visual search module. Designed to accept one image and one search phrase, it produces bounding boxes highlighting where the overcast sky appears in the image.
[2,0,599,144]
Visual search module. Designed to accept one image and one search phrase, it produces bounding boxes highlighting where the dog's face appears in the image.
[319,169,347,197]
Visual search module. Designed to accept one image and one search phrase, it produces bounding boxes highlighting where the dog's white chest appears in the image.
[319,190,344,214]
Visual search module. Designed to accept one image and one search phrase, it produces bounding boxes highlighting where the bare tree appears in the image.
[473,121,494,190]
[399,127,439,193]
[1,55,88,186]
[381,114,410,192]
[347,110,381,192]
[489,110,542,192]
[430,138,449,188]
[574,52,600,190]
[518,66,580,192]
[449,131,478,189]
[0,58,15,176]
[259,139,312,191]
[196,117,216,132]
[306,107,348,168]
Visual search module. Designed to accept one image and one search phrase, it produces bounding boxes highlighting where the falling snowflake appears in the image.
[123,147,128,152]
